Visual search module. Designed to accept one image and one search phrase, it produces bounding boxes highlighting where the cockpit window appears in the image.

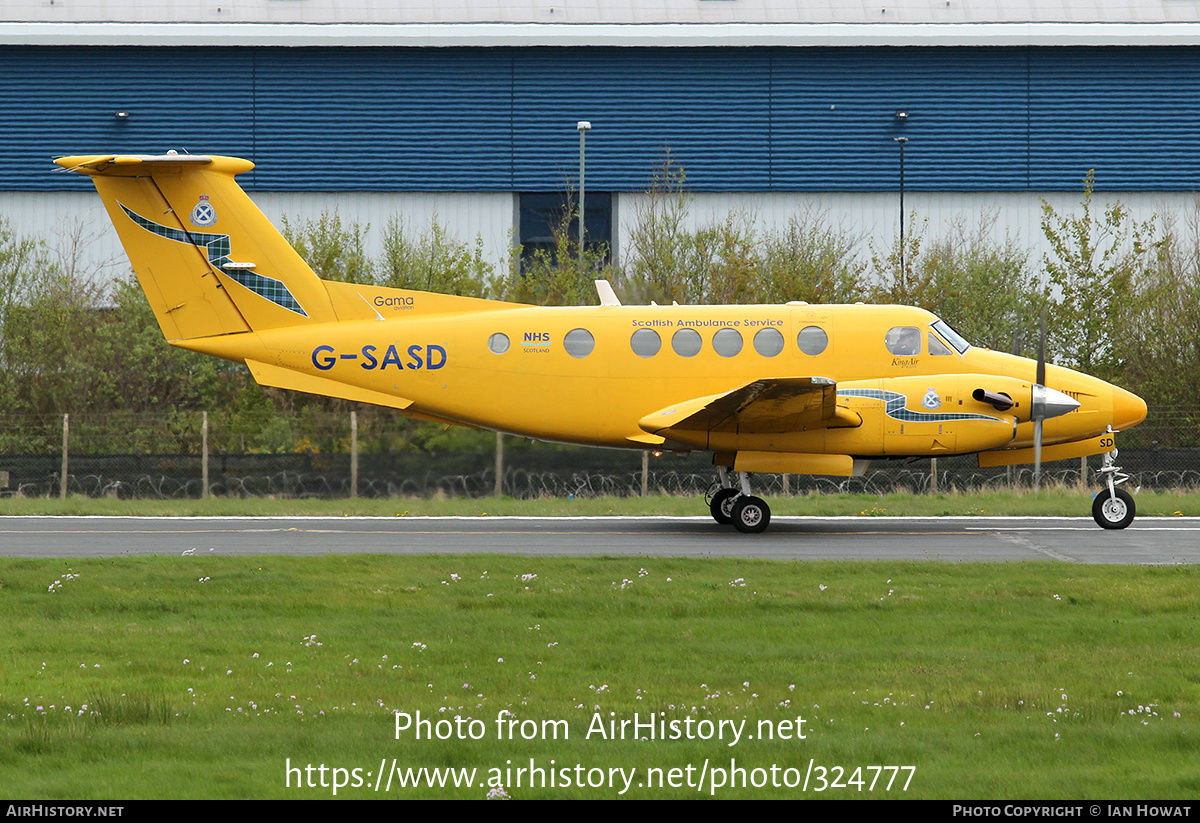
[928,333,953,356]
[885,326,922,356]
[932,319,970,354]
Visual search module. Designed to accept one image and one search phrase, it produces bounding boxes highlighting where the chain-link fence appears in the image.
[0,409,1195,499]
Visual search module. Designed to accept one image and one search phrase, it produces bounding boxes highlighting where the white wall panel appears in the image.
[616,190,1198,286]
[8,189,1195,301]
[0,191,516,294]
[0,192,131,283]
[253,191,515,274]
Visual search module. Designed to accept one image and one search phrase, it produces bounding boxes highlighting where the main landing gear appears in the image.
[706,469,771,533]
[1092,449,1135,529]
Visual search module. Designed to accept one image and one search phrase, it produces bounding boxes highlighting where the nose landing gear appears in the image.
[1092,449,1135,530]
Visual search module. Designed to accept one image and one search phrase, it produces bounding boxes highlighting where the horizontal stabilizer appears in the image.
[625,432,667,446]
[57,154,218,175]
[247,360,414,411]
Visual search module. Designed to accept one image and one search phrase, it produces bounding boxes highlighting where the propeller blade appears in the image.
[1036,314,1046,388]
[1033,309,1048,493]
[1033,419,1043,492]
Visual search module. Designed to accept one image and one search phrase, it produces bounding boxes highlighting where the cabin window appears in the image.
[712,328,743,358]
[753,327,784,357]
[928,332,953,356]
[630,328,661,358]
[797,325,829,356]
[488,333,510,355]
[672,328,703,357]
[564,328,595,358]
[885,326,922,356]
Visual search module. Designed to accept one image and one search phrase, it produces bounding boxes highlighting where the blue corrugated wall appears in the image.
[5,44,1199,192]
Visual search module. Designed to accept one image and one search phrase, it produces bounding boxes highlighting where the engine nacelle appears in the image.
[836,374,1020,456]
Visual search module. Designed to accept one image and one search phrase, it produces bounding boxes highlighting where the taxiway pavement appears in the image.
[0,516,1196,563]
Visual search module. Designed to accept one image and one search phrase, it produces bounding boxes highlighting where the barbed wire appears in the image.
[7,459,1199,500]
[1,410,1197,499]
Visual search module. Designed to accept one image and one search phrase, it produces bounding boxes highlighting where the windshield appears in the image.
[931,319,971,354]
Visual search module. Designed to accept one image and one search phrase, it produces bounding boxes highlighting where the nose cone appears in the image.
[1036,385,1082,420]
[1112,385,1148,431]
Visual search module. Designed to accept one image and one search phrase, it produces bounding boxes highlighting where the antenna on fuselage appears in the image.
[595,280,621,307]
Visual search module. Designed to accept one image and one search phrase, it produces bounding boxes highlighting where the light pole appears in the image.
[893,109,909,274]
[894,134,908,274]
[577,120,591,271]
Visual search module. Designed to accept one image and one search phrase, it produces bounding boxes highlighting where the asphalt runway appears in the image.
[0,516,1197,563]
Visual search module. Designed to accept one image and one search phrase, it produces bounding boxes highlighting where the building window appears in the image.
[518,191,612,270]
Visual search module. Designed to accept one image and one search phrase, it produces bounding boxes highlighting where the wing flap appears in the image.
[639,377,855,437]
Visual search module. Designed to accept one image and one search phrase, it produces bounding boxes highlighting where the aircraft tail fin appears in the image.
[55,153,336,340]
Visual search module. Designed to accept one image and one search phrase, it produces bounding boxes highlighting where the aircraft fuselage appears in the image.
[184,300,1142,465]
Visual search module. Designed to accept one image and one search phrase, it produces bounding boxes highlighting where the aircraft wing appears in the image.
[639,376,857,437]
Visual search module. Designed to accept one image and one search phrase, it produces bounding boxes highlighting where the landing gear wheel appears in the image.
[731,496,771,534]
[1093,488,1135,530]
[709,488,740,525]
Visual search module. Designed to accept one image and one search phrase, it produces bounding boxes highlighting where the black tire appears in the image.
[1092,488,1135,530]
[710,488,740,525]
[732,495,771,534]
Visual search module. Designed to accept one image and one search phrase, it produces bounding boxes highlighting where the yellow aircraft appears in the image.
[57,152,1148,533]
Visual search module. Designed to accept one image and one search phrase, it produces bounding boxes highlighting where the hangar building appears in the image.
[3,1,1200,280]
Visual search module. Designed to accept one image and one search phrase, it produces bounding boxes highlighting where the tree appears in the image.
[867,211,1039,354]
[0,225,104,416]
[622,155,695,304]
[757,209,868,305]
[378,216,493,298]
[623,156,760,305]
[916,214,1037,353]
[870,211,929,307]
[1117,205,1200,443]
[281,209,374,284]
[499,191,621,307]
[1040,171,1158,380]
[0,216,45,359]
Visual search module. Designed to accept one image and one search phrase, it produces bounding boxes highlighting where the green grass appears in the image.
[1,555,1197,798]
[2,487,1200,518]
